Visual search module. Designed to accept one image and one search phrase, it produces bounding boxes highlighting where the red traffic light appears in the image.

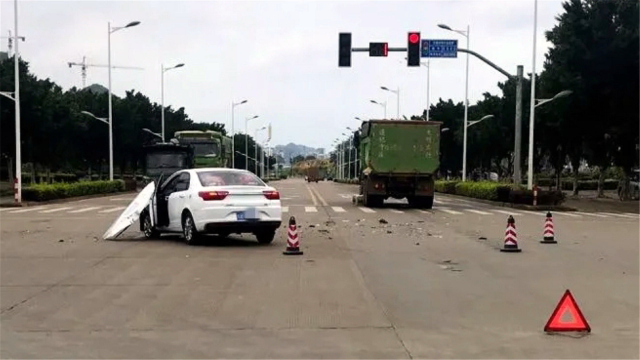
[408,32,420,44]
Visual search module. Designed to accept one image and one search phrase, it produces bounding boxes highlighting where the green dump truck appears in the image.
[358,120,441,208]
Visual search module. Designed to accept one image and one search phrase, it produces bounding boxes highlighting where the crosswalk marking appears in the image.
[520,210,546,216]
[465,209,492,215]
[434,199,449,205]
[98,206,126,214]
[305,206,317,213]
[331,206,346,213]
[41,207,73,214]
[359,207,376,213]
[492,209,524,216]
[282,206,289,213]
[8,206,47,214]
[68,206,102,214]
[574,212,609,218]
[417,209,433,214]
[389,209,404,214]
[439,207,463,215]
[552,211,582,218]
[600,212,637,219]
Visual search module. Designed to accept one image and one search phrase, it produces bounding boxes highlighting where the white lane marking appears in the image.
[416,209,434,214]
[623,212,639,217]
[305,206,318,213]
[110,198,133,201]
[519,210,547,216]
[0,208,13,212]
[465,209,492,215]
[434,199,450,205]
[438,207,463,215]
[359,207,376,213]
[574,212,609,218]
[492,209,525,216]
[332,206,346,213]
[339,194,353,199]
[389,209,404,214]
[552,212,582,218]
[98,206,126,214]
[282,206,289,213]
[68,206,102,214]
[600,212,637,219]
[8,206,47,214]
[40,206,73,214]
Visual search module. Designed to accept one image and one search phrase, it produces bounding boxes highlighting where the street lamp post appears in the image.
[245,115,259,170]
[13,0,21,203]
[231,99,248,169]
[467,114,495,128]
[438,23,469,180]
[403,58,431,120]
[108,20,140,181]
[254,126,266,175]
[381,86,400,119]
[161,63,184,142]
[142,128,163,140]
[527,89,572,189]
[370,100,387,118]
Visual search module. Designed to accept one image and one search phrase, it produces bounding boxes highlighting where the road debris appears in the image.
[58,239,64,243]
[379,218,388,224]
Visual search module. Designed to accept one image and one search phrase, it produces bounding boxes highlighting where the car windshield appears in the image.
[197,170,265,187]
[193,142,220,156]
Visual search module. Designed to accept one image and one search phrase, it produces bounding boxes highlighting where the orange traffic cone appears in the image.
[540,211,557,244]
[500,215,522,253]
[283,216,303,255]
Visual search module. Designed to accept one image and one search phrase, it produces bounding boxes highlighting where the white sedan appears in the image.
[104,168,283,245]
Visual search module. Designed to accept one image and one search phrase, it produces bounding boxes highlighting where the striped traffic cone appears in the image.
[283,216,303,255]
[540,211,557,244]
[500,215,522,253]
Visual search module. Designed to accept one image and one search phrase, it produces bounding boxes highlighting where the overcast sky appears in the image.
[1,0,565,150]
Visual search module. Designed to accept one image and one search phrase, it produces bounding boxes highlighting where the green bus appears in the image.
[173,130,232,168]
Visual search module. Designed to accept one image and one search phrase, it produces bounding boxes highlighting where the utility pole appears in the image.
[514,65,523,186]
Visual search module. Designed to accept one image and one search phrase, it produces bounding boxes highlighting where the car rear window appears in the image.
[197,170,265,187]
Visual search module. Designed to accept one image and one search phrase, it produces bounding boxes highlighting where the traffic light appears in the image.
[339,33,352,67]
[407,31,421,66]
[369,42,388,57]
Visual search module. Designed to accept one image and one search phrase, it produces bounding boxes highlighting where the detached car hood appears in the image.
[103,182,155,240]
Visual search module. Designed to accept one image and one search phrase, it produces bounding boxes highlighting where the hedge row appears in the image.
[23,180,126,201]
[436,180,566,205]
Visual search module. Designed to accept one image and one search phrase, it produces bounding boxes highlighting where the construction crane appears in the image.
[67,56,143,88]
[1,30,26,57]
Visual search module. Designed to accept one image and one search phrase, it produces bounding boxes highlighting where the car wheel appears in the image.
[256,230,276,244]
[140,210,159,239]
[182,213,200,245]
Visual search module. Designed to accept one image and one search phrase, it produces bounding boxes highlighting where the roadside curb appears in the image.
[0,191,138,208]
[437,192,578,212]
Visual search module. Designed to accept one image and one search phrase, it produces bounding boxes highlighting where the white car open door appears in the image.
[103,182,156,240]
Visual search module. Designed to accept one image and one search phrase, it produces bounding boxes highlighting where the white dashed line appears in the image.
[492,209,525,216]
[282,206,289,213]
[359,207,376,213]
[438,207,463,215]
[389,209,404,214]
[98,206,126,214]
[465,209,492,215]
[305,206,318,213]
[574,212,609,218]
[68,206,103,214]
[41,207,73,213]
[332,206,346,213]
[8,207,47,214]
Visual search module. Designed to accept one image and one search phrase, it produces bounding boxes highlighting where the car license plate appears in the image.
[236,212,245,221]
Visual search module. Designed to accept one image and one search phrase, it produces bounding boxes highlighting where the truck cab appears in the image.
[141,142,194,185]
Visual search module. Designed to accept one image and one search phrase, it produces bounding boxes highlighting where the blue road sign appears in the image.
[421,39,458,58]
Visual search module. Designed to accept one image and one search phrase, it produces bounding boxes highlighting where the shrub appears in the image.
[23,180,125,201]
[453,181,514,201]
[435,180,459,194]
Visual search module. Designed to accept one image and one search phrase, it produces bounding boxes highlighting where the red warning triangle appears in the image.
[544,289,591,332]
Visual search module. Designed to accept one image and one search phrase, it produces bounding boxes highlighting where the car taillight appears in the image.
[198,191,229,201]
[263,190,280,200]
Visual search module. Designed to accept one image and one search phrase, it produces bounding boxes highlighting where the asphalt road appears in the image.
[1,178,638,358]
